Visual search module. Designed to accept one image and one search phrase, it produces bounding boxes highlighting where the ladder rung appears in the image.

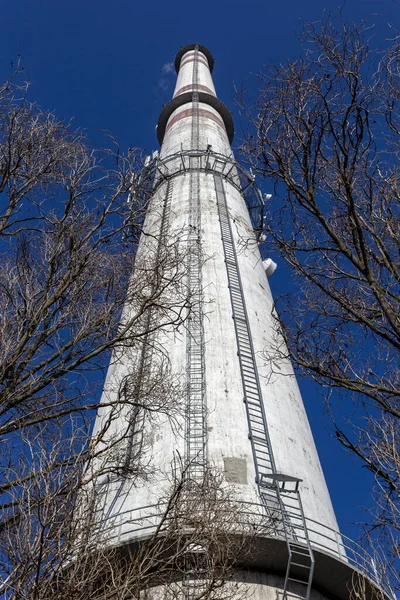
[248,409,263,417]
[244,381,259,390]
[251,427,268,435]
[287,577,309,585]
[249,414,264,423]
[290,562,312,569]
[242,365,256,372]
[255,449,272,457]
[244,383,258,391]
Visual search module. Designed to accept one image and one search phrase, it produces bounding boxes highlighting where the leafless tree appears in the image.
[0,66,260,600]
[240,14,400,589]
[0,68,195,597]
[1,438,261,600]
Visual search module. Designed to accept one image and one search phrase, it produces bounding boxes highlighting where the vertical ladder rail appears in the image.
[183,45,208,600]
[186,43,207,484]
[214,172,314,600]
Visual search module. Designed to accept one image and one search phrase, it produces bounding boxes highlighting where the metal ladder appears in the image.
[124,178,174,468]
[214,172,314,600]
[182,542,209,600]
[185,156,206,485]
[97,179,175,528]
[266,475,315,599]
[183,45,208,600]
[160,178,173,240]
[213,174,275,489]
[186,43,206,485]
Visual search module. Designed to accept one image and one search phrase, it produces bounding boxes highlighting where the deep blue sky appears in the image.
[1,0,398,544]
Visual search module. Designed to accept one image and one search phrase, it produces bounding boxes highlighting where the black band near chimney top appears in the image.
[157,92,234,145]
[174,44,215,73]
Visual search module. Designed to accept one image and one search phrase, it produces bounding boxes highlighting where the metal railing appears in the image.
[128,148,264,237]
[95,498,394,598]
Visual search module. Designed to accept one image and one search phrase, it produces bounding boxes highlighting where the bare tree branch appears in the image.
[240,14,400,592]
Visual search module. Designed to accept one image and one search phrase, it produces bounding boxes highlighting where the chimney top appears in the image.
[174,44,215,74]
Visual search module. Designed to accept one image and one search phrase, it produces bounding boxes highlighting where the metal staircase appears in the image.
[213,171,315,600]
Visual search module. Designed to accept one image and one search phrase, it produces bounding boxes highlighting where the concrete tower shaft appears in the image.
[153,43,338,529]
[91,45,389,600]
[157,46,233,152]
[173,48,216,98]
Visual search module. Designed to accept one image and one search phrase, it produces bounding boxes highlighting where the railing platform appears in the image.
[94,499,393,600]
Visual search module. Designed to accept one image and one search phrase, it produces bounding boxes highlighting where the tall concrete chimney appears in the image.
[91,44,389,600]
